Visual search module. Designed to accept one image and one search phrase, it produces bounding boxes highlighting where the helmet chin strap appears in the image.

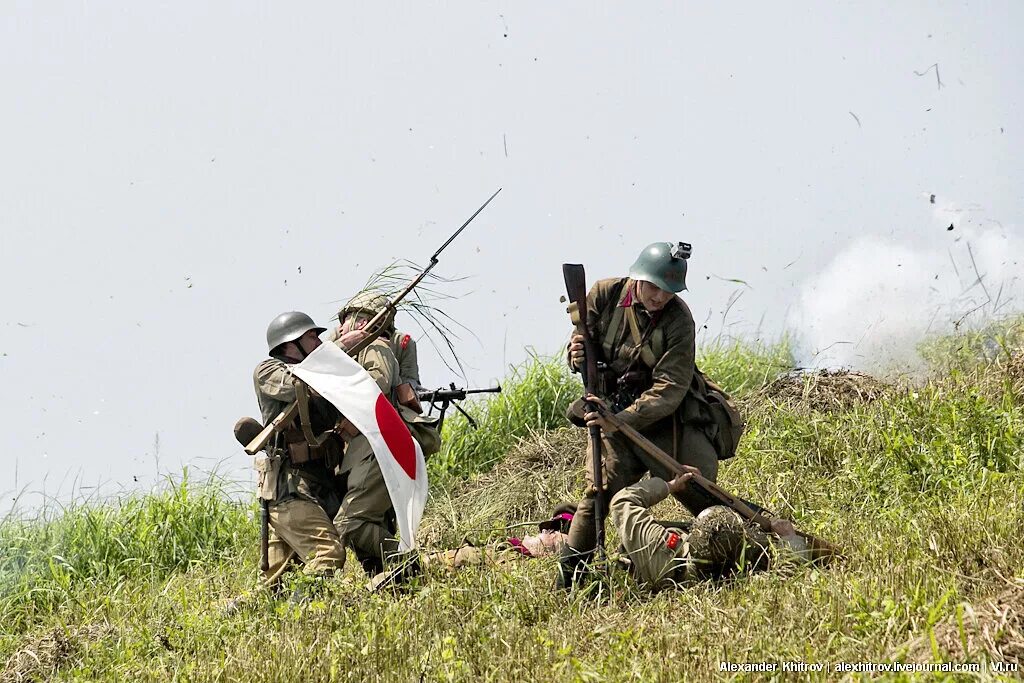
[274,340,309,364]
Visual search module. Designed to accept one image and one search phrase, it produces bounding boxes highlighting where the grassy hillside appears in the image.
[2,332,1023,682]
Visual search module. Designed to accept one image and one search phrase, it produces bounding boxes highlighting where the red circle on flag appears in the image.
[374,394,417,480]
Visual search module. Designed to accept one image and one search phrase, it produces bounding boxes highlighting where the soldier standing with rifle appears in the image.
[241,189,501,588]
[558,242,745,589]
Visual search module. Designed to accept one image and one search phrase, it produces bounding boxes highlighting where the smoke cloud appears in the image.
[792,198,1024,372]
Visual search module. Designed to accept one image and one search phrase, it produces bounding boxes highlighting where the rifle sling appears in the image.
[295,381,333,448]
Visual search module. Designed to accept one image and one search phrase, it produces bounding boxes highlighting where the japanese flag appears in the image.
[292,340,427,551]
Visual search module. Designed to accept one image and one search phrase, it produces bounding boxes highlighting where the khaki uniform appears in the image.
[327,327,421,388]
[566,277,720,553]
[611,479,774,590]
[253,357,347,583]
[610,478,689,589]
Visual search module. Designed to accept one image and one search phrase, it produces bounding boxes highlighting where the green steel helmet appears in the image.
[266,311,325,354]
[628,241,692,293]
[338,290,395,332]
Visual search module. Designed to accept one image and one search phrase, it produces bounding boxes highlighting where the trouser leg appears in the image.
[263,497,347,585]
[642,422,720,515]
[334,436,400,575]
[566,431,647,553]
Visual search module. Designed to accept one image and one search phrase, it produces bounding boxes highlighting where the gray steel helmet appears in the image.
[266,311,325,353]
[628,242,691,293]
[338,290,395,332]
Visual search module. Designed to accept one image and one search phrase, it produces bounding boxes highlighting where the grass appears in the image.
[2,330,1023,681]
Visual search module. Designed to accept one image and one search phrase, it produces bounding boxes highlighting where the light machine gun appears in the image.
[417,384,502,433]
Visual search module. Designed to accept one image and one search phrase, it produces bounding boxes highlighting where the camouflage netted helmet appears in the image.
[628,242,692,293]
[686,505,745,575]
[266,311,325,354]
[338,290,395,332]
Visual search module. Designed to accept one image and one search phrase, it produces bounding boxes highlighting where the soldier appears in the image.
[253,311,364,585]
[331,290,424,390]
[559,242,744,588]
[610,467,808,590]
[332,289,441,455]
[331,326,422,577]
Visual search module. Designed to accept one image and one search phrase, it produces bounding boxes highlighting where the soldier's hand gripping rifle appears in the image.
[244,188,502,456]
[562,263,607,555]
[417,383,502,432]
[587,396,840,562]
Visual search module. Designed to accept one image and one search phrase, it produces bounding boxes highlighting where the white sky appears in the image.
[2,2,1021,510]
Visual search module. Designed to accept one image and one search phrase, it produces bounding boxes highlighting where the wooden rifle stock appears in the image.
[593,403,839,562]
[562,263,607,553]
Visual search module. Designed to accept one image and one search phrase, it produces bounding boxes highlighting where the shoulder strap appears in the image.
[600,279,629,362]
[295,381,332,447]
[623,304,662,369]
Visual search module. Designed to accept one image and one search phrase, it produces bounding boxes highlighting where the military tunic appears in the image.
[611,479,777,589]
[253,357,347,582]
[566,277,720,554]
[327,327,421,388]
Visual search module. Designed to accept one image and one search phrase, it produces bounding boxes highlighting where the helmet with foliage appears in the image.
[628,242,691,293]
[686,505,745,576]
[266,311,325,354]
[338,290,395,334]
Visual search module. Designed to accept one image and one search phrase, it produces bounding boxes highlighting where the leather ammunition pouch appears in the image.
[396,382,422,414]
[282,427,342,468]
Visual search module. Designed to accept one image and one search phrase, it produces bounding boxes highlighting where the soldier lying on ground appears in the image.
[611,467,811,590]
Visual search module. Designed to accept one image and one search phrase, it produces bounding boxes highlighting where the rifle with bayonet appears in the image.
[417,383,502,432]
[562,263,607,555]
[243,188,502,456]
[589,397,839,562]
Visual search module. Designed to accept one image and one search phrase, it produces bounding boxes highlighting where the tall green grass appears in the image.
[0,471,252,633]
[2,329,1023,681]
[428,352,582,478]
[918,313,1024,371]
[431,339,792,479]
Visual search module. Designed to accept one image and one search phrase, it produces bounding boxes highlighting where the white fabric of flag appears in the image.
[292,340,427,551]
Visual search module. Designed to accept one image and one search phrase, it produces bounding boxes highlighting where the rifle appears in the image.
[417,383,502,432]
[590,399,840,562]
[562,264,607,555]
[244,188,502,456]
[234,416,270,572]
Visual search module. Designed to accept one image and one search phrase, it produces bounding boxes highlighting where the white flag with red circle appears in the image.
[292,339,427,551]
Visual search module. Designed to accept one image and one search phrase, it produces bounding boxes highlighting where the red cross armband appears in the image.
[401,334,411,350]
[665,532,681,551]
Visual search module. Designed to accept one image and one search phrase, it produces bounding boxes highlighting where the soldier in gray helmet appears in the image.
[252,311,368,585]
[610,467,807,590]
[558,242,746,589]
[255,309,420,583]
